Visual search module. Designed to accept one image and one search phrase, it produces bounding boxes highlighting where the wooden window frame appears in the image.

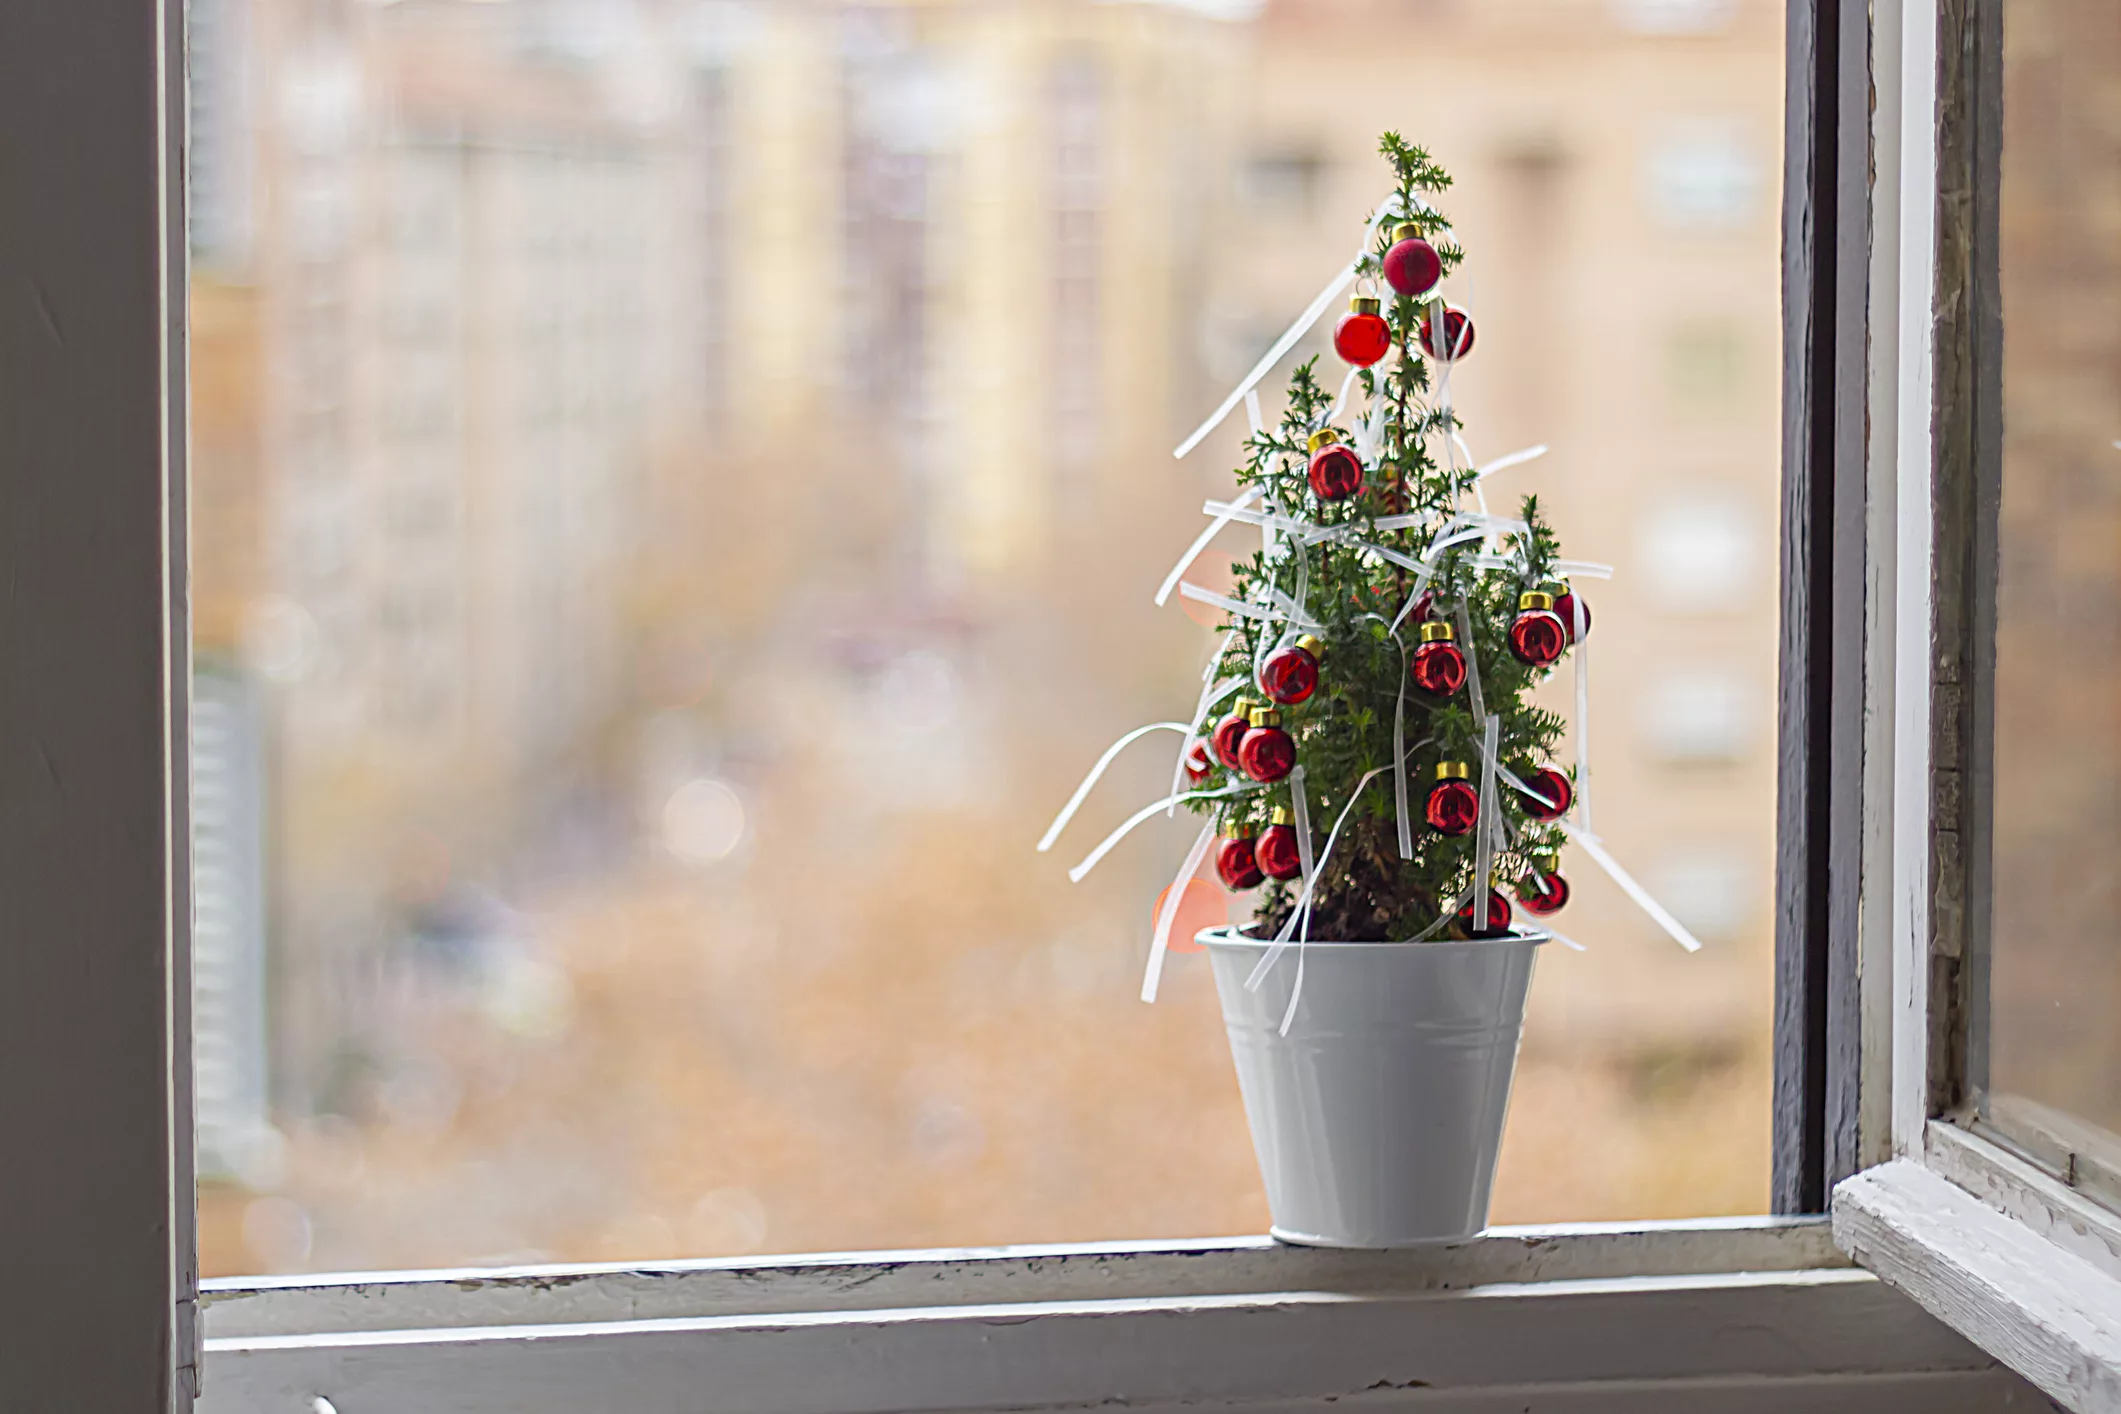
[8,0,2074,1410]
[1827,0,2121,1407]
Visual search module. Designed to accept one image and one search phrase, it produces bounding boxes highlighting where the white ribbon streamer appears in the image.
[1472,713,1500,914]
[1203,503,1429,575]
[1454,597,1487,726]
[1562,824,1703,953]
[1178,581,1317,627]
[1391,630,1413,860]
[1039,722,1189,853]
[1325,366,1361,426]
[1141,823,1216,1004]
[1245,766,1391,994]
[1173,199,1403,460]
[1069,781,1261,884]
[1169,673,1246,816]
[1156,484,1263,607]
[1474,444,1550,481]
[1572,593,1592,836]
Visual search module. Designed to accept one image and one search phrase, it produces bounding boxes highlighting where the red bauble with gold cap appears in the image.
[1215,832,1264,890]
[1409,620,1468,697]
[1382,222,1442,298]
[1519,765,1572,821]
[1508,590,1568,668]
[1260,634,1324,706]
[1555,588,1591,643]
[1210,699,1256,769]
[1254,808,1303,881]
[1238,704,1296,784]
[1516,864,1570,917]
[1424,762,1479,835]
[1455,887,1513,937]
[1418,303,1476,361]
[1307,429,1364,502]
[1333,295,1392,367]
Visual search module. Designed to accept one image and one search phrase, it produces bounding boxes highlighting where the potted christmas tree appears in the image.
[1046,136,1692,1247]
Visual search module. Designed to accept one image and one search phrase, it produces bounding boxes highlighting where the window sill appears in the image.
[1834,1137,2121,1413]
[197,1218,2039,1414]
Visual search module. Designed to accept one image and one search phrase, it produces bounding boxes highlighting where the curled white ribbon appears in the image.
[1245,766,1391,994]
[1169,672,1246,817]
[1572,592,1592,836]
[1156,484,1262,607]
[1069,781,1262,884]
[1454,597,1488,726]
[1174,198,1404,461]
[1039,722,1189,854]
[1203,502,1429,575]
[1141,823,1216,1004]
[1474,444,1549,481]
[1472,712,1500,911]
[1178,581,1319,629]
[1562,823,1702,953]
[1391,630,1413,860]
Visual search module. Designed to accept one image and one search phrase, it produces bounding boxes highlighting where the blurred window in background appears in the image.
[187,0,1786,1276]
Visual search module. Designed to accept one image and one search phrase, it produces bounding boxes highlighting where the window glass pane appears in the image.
[1986,0,2121,1199]
[189,0,1782,1275]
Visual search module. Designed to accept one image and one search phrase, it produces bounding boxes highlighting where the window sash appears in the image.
[0,0,193,1411]
[1832,0,2121,1405]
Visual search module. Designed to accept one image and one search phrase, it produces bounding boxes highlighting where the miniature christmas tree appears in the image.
[1042,134,1694,984]
[1175,134,1582,945]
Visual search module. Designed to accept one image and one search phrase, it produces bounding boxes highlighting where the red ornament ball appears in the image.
[1555,589,1591,643]
[1519,766,1573,821]
[1183,738,1214,785]
[1216,835,1264,891]
[1333,297,1392,367]
[1455,888,1513,938]
[1259,635,1323,706]
[1508,593,1568,668]
[1307,435,1365,501]
[1419,306,1476,361]
[1409,623,1468,698]
[1516,870,1570,917]
[1424,770,1479,836]
[1382,228,1442,298]
[1238,713,1297,784]
[1255,819,1303,881]
[1210,703,1255,769]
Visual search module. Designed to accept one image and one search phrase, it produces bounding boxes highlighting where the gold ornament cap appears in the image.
[1294,633,1325,656]
[1270,806,1294,827]
[1228,695,1256,717]
[1435,760,1471,781]
[1392,221,1421,243]
[1248,704,1282,728]
[1350,294,1382,316]
[1520,590,1556,611]
[1307,428,1342,453]
[1418,620,1455,643]
[1225,824,1255,841]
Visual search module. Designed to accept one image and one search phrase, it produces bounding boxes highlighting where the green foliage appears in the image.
[1185,135,1573,942]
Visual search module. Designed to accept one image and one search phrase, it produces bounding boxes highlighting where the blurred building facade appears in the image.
[190,0,1783,1274]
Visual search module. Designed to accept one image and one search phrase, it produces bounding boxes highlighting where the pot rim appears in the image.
[1197,924,1550,952]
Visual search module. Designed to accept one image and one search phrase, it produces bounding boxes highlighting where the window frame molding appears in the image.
[1830,0,2121,1406]
[0,0,194,1409]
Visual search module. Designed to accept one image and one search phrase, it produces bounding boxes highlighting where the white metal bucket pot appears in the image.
[1201,928,1544,1248]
